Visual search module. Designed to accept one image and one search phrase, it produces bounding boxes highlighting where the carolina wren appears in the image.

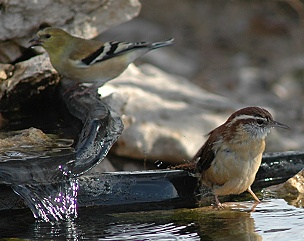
[193,106,289,207]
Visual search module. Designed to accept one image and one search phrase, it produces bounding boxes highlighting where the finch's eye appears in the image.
[45,34,51,39]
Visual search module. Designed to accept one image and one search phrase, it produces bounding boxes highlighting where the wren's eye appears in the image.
[45,34,51,39]
[256,119,264,125]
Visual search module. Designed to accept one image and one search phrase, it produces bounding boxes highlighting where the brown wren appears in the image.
[193,106,289,207]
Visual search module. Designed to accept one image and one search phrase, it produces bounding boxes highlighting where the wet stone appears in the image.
[0,127,53,149]
[264,169,304,195]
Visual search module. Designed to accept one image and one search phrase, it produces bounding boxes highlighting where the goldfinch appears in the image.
[29,27,174,87]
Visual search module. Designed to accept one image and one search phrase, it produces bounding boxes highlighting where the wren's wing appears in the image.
[192,127,222,172]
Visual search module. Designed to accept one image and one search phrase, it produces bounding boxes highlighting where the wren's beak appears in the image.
[269,120,290,130]
[29,36,42,47]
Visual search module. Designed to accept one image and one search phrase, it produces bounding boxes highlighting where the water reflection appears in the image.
[253,199,304,240]
[0,199,303,240]
[33,220,81,240]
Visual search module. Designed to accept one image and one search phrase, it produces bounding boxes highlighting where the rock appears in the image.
[265,169,304,195]
[0,0,141,63]
[0,41,23,64]
[0,54,59,111]
[0,63,14,80]
[101,64,238,164]
[263,169,304,208]
[0,127,53,149]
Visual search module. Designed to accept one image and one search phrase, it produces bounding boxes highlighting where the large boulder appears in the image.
[101,64,290,164]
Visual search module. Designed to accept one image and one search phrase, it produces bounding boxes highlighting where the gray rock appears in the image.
[0,0,141,62]
[0,54,59,109]
[0,54,57,88]
[101,64,239,163]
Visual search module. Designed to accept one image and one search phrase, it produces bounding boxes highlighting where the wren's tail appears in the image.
[151,38,174,49]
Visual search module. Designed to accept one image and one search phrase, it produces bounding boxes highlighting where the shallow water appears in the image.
[0,198,303,240]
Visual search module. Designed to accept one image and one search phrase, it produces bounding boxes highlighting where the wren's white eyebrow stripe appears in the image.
[228,115,266,126]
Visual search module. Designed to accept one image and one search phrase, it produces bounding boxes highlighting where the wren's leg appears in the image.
[215,195,220,205]
[247,186,261,203]
[214,195,224,208]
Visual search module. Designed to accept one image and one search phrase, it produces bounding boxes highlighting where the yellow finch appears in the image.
[30,27,174,87]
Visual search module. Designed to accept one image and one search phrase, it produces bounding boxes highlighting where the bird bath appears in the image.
[0,78,303,239]
[0,82,201,222]
[0,83,124,222]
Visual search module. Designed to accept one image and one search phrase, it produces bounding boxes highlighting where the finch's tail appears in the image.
[151,38,174,49]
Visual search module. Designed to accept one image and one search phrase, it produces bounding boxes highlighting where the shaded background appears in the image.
[102,0,304,152]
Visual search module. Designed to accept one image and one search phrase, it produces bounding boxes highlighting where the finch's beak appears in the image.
[270,120,290,130]
[29,36,42,47]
